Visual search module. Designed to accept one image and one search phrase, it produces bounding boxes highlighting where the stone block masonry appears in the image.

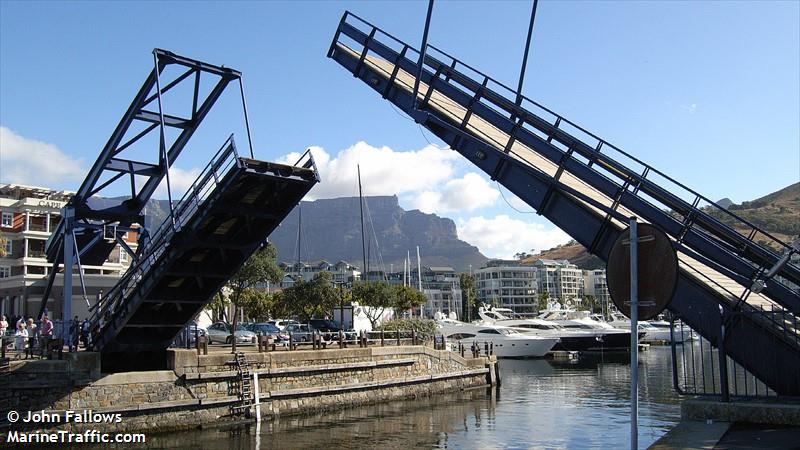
[1,346,496,436]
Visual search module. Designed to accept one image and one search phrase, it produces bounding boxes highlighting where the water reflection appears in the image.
[147,347,682,449]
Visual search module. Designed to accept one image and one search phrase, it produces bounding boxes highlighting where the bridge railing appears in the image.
[330,11,800,306]
[670,313,798,400]
[88,136,241,345]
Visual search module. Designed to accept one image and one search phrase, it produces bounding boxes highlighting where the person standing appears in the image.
[26,318,38,354]
[40,315,53,356]
[14,322,28,358]
[1,315,8,355]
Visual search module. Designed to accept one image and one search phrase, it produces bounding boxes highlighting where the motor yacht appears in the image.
[435,314,558,358]
[535,303,641,351]
[607,312,692,343]
[478,305,635,352]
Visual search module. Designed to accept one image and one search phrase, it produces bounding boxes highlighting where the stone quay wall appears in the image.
[1,346,496,436]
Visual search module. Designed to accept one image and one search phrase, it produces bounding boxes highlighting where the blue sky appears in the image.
[1,1,798,259]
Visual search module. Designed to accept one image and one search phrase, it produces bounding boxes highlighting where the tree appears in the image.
[537,292,550,313]
[281,271,340,322]
[239,289,273,322]
[459,273,477,321]
[392,285,427,316]
[223,242,283,352]
[0,236,7,258]
[351,281,395,329]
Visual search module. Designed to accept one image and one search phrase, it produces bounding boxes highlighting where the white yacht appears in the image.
[607,312,692,343]
[478,305,634,353]
[435,315,558,358]
[535,303,641,351]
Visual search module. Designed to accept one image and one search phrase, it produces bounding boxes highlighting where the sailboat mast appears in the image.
[358,165,367,281]
[296,204,302,267]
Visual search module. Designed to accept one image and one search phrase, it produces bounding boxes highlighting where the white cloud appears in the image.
[413,172,499,213]
[681,103,698,114]
[0,126,84,187]
[280,141,461,201]
[457,215,571,259]
[154,167,202,199]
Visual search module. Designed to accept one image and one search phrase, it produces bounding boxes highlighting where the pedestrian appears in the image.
[80,318,90,349]
[14,322,28,358]
[26,318,38,356]
[0,315,7,336]
[40,315,53,356]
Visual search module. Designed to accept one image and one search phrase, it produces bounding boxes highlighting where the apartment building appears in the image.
[0,184,138,321]
[533,259,584,305]
[474,260,539,317]
[583,268,611,311]
[278,260,361,288]
[411,266,462,319]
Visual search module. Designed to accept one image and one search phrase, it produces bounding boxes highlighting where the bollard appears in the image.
[338,330,344,349]
[288,332,293,351]
[396,330,401,347]
[381,330,385,347]
[412,329,417,345]
[195,336,208,356]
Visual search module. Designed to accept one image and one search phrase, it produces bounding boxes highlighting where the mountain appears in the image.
[268,196,487,272]
[716,198,733,209]
[518,182,799,268]
[520,241,604,270]
[125,195,486,271]
[709,182,800,244]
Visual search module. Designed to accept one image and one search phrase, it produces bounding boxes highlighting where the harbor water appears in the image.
[145,346,682,449]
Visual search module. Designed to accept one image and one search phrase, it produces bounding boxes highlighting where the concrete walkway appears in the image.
[649,421,731,449]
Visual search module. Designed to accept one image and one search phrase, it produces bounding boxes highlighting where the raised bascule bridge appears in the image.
[328,12,800,397]
[40,49,318,371]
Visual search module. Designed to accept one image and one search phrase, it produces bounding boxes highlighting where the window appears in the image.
[477,329,501,334]
[3,239,11,256]
[119,247,128,263]
[0,266,9,278]
[1,212,12,228]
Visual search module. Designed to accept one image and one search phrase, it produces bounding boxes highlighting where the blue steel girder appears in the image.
[46,49,241,265]
[328,12,800,395]
[425,112,800,395]
[328,15,800,314]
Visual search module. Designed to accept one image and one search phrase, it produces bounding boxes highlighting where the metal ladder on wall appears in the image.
[231,352,253,416]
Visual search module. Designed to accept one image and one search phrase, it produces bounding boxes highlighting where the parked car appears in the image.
[271,319,300,331]
[309,319,357,341]
[206,322,256,345]
[244,322,287,341]
[173,322,207,347]
[284,324,329,343]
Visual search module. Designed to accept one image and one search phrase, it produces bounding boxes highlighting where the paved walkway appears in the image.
[650,421,800,449]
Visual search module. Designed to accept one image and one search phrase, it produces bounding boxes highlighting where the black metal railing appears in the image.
[88,136,242,345]
[670,313,798,400]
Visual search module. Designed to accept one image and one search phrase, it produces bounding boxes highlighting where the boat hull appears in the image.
[555,331,640,352]
[452,336,559,358]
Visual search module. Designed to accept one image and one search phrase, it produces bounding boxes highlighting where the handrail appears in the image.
[88,137,240,341]
[333,11,799,289]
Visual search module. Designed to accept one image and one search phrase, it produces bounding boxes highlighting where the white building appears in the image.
[0,184,138,321]
[475,260,539,317]
[411,266,462,319]
[533,259,584,305]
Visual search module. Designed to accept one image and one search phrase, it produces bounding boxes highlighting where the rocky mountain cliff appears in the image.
[268,196,487,272]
